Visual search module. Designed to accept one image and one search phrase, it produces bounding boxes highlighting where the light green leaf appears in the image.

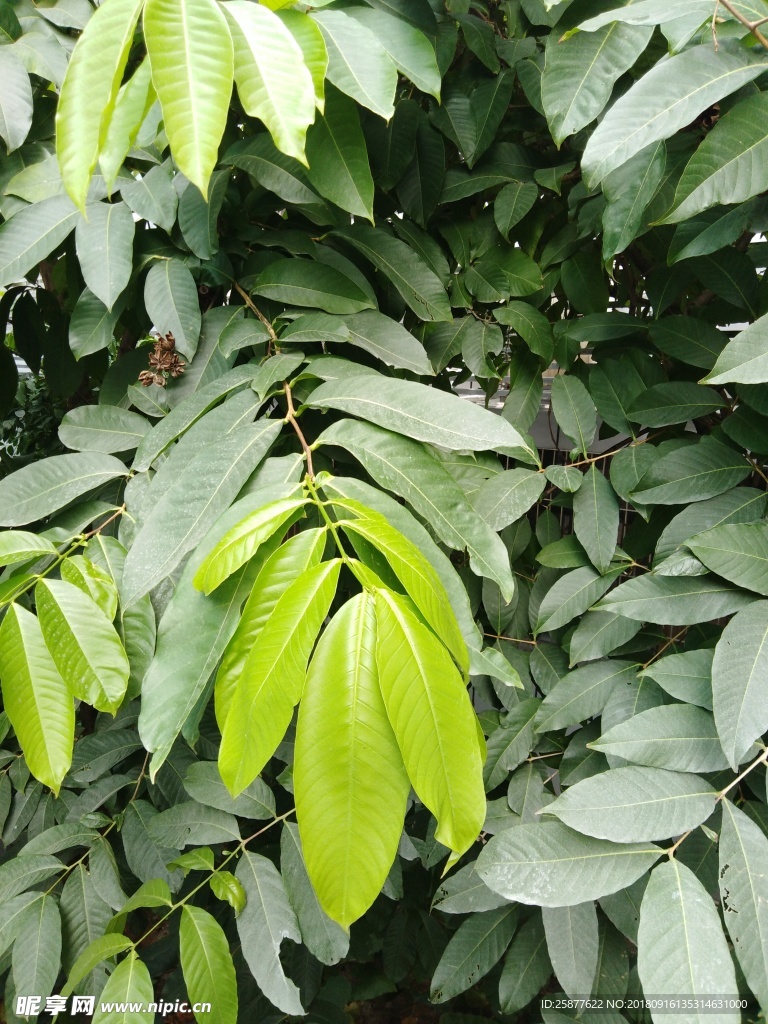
[91,951,154,1024]
[637,861,740,1019]
[280,822,349,964]
[430,906,519,1002]
[582,43,768,188]
[120,164,177,233]
[278,10,328,110]
[592,705,729,773]
[0,605,73,794]
[36,578,129,713]
[143,0,233,194]
[75,202,134,310]
[309,376,531,454]
[219,560,341,795]
[550,375,596,458]
[544,767,717,843]
[253,258,374,314]
[374,588,485,858]
[719,800,768,1010]
[688,523,768,596]
[536,566,621,634]
[499,914,552,1013]
[335,503,468,673]
[0,194,79,288]
[0,531,57,567]
[535,660,637,733]
[294,593,409,927]
[204,871,243,914]
[705,313,768,386]
[235,852,304,1016]
[193,497,308,595]
[312,8,396,119]
[224,0,314,162]
[573,465,618,574]
[119,878,173,912]
[712,600,768,770]
[69,289,124,360]
[324,474,481,651]
[138,486,297,773]
[316,420,516,600]
[542,22,651,145]
[542,902,598,998]
[596,574,754,625]
[665,92,768,223]
[56,0,144,209]
[98,58,156,193]
[62,935,134,998]
[179,905,238,1024]
[0,48,33,153]
[143,259,201,361]
[631,438,751,505]
[59,406,150,454]
[214,526,325,729]
[477,820,662,907]
[122,421,281,605]
[13,894,61,1004]
[345,5,440,99]
[472,469,545,532]
[334,223,452,322]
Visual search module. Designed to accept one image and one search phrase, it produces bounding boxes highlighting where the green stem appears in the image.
[129,809,296,949]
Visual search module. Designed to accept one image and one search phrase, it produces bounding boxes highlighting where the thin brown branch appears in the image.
[717,0,768,46]
[283,382,315,480]
[83,504,126,539]
[234,282,279,346]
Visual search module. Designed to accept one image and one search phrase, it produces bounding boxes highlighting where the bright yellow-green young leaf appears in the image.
[0,604,74,794]
[277,11,328,112]
[143,0,234,195]
[215,527,326,731]
[179,905,238,1024]
[332,498,469,675]
[193,497,309,595]
[222,1,316,163]
[294,593,410,929]
[99,58,156,193]
[219,559,341,796]
[373,588,485,859]
[35,578,130,714]
[91,951,154,1024]
[56,0,145,210]
[260,0,297,9]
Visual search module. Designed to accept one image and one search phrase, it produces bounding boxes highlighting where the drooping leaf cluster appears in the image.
[0,0,767,1019]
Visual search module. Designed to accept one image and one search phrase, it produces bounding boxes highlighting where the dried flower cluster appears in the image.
[138,333,186,387]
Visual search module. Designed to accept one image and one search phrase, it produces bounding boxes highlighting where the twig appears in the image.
[283,383,315,480]
[641,627,688,670]
[716,0,768,46]
[234,283,279,346]
[668,746,768,858]
[83,504,126,539]
[484,632,537,645]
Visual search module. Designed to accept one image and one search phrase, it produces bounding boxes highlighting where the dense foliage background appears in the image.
[1,0,768,1021]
